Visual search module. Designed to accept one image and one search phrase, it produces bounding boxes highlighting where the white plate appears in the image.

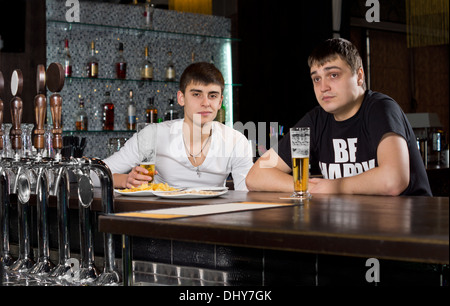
[114,189,157,197]
[153,187,228,199]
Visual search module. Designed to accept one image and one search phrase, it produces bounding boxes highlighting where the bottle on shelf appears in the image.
[140,46,154,81]
[86,41,99,78]
[215,103,226,124]
[63,38,72,77]
[145,97,157,123]
[165,51,176,82]
[126,90,136,130]
[102,91,115,130]
[91,98,102,131]
[164,98,179,121]
[115,42,127,79]
[144,1,155,29]
[75,96,88,131]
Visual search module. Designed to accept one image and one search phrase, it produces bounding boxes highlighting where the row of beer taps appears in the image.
[0,63,120,285]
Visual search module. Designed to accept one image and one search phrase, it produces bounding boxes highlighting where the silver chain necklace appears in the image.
[183,132,212,176]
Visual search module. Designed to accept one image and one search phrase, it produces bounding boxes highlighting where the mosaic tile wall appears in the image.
[46,0,233,158]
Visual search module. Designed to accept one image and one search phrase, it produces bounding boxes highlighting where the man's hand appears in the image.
[125,166,154,189]
[309,177,340,194]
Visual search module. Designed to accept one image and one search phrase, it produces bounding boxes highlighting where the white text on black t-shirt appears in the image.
[319,138,375,179]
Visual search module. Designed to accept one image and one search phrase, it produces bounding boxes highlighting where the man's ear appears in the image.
[177,90,185,106]
[357,67,365,86]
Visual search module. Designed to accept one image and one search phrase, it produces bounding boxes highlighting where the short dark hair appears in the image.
[179,62,225,94]
[308,38,364,75]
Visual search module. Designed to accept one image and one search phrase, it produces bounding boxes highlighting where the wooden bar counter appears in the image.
[98,191,449,285]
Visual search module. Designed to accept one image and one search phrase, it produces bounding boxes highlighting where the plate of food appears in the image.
[152,187,229,199]
[115,183,180,197]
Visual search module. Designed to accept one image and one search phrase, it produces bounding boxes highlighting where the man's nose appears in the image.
[201,96,211,106]
[320,79,330,92]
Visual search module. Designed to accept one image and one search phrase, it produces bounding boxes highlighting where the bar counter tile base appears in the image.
[2,242,448,286]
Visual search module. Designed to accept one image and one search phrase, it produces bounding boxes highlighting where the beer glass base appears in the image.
[290,191,312,201]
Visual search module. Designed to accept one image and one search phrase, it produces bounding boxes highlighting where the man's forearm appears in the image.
[246,166,294,192]
[113,173,128,189]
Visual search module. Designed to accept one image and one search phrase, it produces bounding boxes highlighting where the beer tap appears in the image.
[47,63,64,162]
[90,158,120,285]
[48,165,72,280]
[33,65,47,162]
[10,69,23,162]
[8,69,36,273]
[28,65,55,277]
[0,70,14,268]
[0,168,13,268]
[0,70,4,155]
[44,63,74,280]
[74,157,99,284]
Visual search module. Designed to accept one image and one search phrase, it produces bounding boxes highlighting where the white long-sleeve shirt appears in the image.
[101,119,253,191]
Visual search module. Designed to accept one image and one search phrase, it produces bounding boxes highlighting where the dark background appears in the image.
[236,1,334,131]
[0,0,448,140]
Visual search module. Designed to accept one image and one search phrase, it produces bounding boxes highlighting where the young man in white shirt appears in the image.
[105,62,253,191]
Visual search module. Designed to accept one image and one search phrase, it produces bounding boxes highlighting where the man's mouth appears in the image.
[322,95,335,101]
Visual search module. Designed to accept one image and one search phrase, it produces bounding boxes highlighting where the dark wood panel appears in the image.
[0,0,46,125]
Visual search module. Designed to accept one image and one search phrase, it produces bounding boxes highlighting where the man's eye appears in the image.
[313,77,320,83]
[330,73,339,78]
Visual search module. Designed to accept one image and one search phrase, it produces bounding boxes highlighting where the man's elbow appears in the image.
[382,176,409,196]
[245,167,258,191]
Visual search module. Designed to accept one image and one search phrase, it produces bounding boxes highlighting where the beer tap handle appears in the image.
[46,63,65,155]
[0,71,4,151]
[50,94,62,151]
[10,70,24,153]
[34,65,47,152]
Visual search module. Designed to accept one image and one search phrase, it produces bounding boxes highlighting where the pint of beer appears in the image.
[137,123,157,182]
[290,127,311,199]
[140,162,155,181]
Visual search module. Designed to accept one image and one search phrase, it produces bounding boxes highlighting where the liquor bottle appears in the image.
[164,98,179,121]
[165,51,176,82]
[145,97,157,123]
[115,42,127,79]
[144,1,154,29]
[63,39,72,77]
[102,92,114,130]
[91,100,102,131]
[86,41,99,78]
[215,103,226,124]
[126,90,136,130]
[75,96,88,131]
[140,46,154,81]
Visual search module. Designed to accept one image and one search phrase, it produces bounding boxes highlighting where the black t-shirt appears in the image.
[278,90,432,196]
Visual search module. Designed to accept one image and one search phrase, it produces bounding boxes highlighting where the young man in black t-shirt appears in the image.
[246,38,431,196]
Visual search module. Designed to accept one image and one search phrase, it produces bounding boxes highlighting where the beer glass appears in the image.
[136,122,156,181]
[290,127,311,200]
